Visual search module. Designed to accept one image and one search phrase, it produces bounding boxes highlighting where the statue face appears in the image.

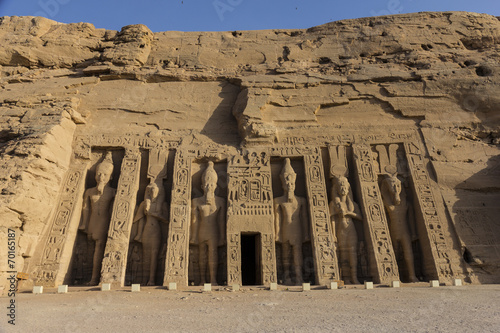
[95,165,112,185]
[282,172,296,192]
[203,178,217,195]
[389,177,401,195]
[146,184,159,200]
[338,178,350,196]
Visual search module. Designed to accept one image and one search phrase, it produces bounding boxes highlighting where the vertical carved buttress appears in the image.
[33,159,89,287]
[353,144,400,284]
[404,142,464,283]
[303,152,340,285]
[163,149,192,286]
[100,149,142,286]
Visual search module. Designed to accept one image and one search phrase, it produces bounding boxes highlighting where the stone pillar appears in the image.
[32,159,89,287]
[353,144,400,284]
[404,142,464,284]
[100,149,142,287]
[303,151,340,285]
[163,149,192,287]
[226,150,276,286]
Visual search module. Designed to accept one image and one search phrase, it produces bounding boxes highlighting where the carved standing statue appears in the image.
[380,170,419,282]
[329,176,362,284]
[190,161,226,285]
[132,182,168,285]
[274,158,310,285]
[78,151,116,286]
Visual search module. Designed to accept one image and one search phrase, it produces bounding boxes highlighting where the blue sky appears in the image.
[0,0,498,32]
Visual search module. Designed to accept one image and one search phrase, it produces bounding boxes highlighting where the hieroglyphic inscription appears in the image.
[404,142,462,282]
[100,149,141,286]
[303,152,340,285]
[164,149,193,286]
[34,159,89,286]
[74,134,180,159]
[226,150,276,285]
[353,144,399,284]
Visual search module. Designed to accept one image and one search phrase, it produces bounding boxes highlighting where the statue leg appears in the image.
[142,244,151,285]
[348,245,360,284]
[198,242,207,285]
[282,242,292,285]
[292,244,303,285]
[208,239,218,286]
[401,234,419,282]
[347,226,360,284]
[89,239,106,285]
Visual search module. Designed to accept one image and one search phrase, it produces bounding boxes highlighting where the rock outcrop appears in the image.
[0,12,499,292]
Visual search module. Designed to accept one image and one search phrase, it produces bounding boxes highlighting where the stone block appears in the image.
[391,281,400,288]
[453,279,462,286]
[203,283,212,292]
[57,285,68,293]
[131,284,140,292]
[330,282,338,290]
[33,286,43,294]
[430,280,440,288]
[168,282,177,290]
[101,283,111,291]
[302,283,310,291]
[364,281,374,289]
[269,282,278,291]
[232,284,240,291]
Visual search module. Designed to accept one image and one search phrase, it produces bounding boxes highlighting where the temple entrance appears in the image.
[241,233,261,285]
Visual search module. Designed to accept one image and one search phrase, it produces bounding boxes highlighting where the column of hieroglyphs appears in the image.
[163,149,193,287]
[32,159,89,287]
[100,149,142,287]
[353,144,400,284]
[302,148,340,286]
[404,142,465,284]
[226,150,277,286]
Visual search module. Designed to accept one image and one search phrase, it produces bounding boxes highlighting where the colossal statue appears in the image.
[329,176,362,284]
[133,182,168,285]
[274,158,310,285]
[380,170,419,282]
[190,161,226,285]
[78,151,116,286]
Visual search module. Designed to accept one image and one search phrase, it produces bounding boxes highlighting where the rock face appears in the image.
[0,12,499,292]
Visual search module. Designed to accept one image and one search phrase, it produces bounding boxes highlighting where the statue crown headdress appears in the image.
[97,151,114,172]
[202,161,218,185]
[280,158,296,178]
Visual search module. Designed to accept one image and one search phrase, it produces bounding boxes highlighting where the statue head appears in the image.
[95,151,114,189]
[280,158,296,194]
[382,174,402,205]
[202,161,218,197]
[145,182,160,201]
[333,176,350,197]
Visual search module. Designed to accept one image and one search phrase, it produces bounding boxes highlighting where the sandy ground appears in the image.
[2,284,499,333]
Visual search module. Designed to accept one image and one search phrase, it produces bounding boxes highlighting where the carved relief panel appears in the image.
[270,146,339,286]
[404,142,465,284]
[226,150,276,286]
[353,144,400,284]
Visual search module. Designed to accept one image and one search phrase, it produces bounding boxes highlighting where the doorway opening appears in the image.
[241,233,261,285]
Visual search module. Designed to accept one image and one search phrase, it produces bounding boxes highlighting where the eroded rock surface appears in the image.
[0,12,499,292]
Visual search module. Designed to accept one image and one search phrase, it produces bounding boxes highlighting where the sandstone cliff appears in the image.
[0,12,499,291]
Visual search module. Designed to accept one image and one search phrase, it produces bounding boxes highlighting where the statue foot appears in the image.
[351,278,360,285]
[211,282,219,286]
[147,280,155,286]
[86,279,98,286]
[409,276,419,283]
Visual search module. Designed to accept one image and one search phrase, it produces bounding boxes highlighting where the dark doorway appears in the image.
[241,233,261,285]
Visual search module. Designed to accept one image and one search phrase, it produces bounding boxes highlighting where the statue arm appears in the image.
[273,199,281,242]
[79,190,90,232]
[347,200,363,221]
[329,201,337,242]
[218,199,226,247]
[301,198,310,242]
[189,200,199,245]
[133,201,146,223]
